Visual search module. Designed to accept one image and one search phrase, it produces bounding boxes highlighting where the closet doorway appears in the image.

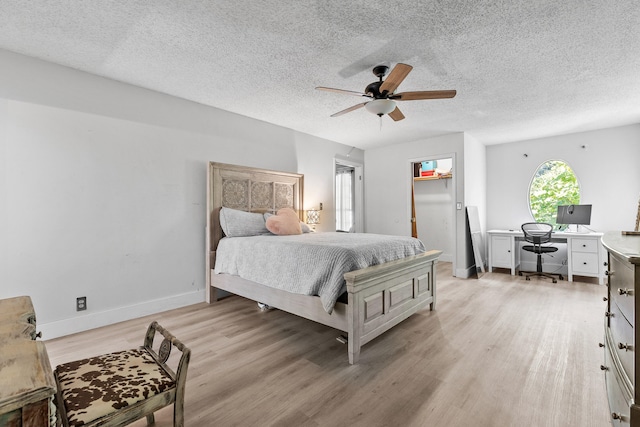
[411,157,454,263]
[335,159,363,233]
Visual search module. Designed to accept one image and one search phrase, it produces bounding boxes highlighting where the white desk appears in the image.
[487,229,605,284]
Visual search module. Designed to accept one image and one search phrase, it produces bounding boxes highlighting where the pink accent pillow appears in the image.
[266,208,302,235]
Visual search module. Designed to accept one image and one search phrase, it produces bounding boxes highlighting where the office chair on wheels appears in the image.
[519,222,564,283]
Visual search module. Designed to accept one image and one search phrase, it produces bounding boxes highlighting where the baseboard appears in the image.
[439,253,453,263]
[455,265,475,278]
[40,290,205,340]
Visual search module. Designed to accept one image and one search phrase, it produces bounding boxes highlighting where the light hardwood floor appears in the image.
[45,263,611,427]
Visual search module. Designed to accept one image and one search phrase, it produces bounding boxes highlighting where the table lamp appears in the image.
[306,209,320,230]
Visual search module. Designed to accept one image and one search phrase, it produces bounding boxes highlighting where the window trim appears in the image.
[527,159,581,225]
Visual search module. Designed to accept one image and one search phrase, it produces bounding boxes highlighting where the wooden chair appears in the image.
[519,222,563,283]
[54,321,190,427]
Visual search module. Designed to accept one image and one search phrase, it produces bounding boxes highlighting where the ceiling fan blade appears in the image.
[379,63,413,94]
[330,102,368,117]
[388,107,405,121]
[316,87,371,98]
[391,90,457,101]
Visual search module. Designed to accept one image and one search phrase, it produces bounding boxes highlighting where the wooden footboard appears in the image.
[344,249,441,364]
[209,249,441,364]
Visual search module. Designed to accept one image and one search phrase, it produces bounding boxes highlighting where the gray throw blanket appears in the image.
[213,232,425,313]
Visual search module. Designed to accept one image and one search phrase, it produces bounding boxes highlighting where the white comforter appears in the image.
[213,232,425,313]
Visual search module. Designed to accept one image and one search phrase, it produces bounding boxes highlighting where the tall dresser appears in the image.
[0,296,56,426]
[602,232,640,426]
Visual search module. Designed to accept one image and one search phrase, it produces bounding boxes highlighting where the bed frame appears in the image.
[205,162,441,364]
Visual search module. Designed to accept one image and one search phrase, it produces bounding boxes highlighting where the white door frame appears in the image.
[408,152,457,274]
[334,158,364,233]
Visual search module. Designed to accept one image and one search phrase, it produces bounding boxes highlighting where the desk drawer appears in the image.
[571,252,599,275]
[572,238,599,253]
[610,302,635,383]
[610,253,635,324]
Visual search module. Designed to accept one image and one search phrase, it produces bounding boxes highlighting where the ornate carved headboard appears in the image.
[205,162,304,277]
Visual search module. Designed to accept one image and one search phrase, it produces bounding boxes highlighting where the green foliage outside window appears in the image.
[529,160,580,226]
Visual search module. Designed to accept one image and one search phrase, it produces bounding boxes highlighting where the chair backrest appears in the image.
[521,222,553,245]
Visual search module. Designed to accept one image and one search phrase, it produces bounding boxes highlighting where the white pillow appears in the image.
[219,207,270,237]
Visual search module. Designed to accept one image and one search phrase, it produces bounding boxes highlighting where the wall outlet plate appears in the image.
[76,296,87,311]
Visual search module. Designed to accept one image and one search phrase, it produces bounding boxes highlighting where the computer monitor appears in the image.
[556,204,592,226]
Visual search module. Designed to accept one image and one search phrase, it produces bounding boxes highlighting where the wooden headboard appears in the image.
[205,162,304,279]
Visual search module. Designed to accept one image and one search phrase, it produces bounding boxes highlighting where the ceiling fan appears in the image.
[316,63,456,121]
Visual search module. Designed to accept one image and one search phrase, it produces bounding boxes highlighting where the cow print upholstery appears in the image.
[55,348,175,427]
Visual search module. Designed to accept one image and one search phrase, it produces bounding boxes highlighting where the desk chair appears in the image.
[519,222,563,283]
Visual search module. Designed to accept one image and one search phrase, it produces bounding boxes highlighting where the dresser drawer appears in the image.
[609,302,635,383]
[572,238,599,253]
[610,253,636,323]
[571,252,599,275]
[604,344,632,426]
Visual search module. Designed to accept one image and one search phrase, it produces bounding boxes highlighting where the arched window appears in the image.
[529,160,580,225]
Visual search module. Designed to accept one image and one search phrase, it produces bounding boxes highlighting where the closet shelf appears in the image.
[414,173,452,181]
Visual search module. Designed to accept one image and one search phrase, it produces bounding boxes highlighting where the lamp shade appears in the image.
[365,99,396,116]
[306,209,320,225]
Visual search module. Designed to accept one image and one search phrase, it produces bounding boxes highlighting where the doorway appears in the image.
[411,157,454,263]
[335,159,363,233]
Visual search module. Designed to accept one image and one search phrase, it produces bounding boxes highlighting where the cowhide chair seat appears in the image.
[54,322,190,427]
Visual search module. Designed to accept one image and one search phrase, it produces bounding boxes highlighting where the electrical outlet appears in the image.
[76,296,87,311]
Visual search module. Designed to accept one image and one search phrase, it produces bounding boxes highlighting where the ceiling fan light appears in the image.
[365,99,396,116]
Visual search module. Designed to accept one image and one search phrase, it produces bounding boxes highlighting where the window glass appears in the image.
[529,160,580,225]
[335,166,355,232]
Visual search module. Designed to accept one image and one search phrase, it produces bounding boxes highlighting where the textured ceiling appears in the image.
[1,1,639,150]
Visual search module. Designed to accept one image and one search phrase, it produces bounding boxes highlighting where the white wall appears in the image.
[364,133,477,277]
[464,134,487,228]
[486,125,640,232]
[0,49,363,338]
[295,141,363,233]
[464,134,488,271]
[0,100,7,289]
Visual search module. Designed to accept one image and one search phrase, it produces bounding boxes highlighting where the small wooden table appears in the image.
[0,296,56,426]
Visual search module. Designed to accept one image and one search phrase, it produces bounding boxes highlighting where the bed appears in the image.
[205,162,441,364]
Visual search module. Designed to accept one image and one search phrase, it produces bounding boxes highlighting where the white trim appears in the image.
[353,164,364,233]
[39,290,204,340]
[334,158,364,233]
[456,265,475,278]
[438,253,453,263]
